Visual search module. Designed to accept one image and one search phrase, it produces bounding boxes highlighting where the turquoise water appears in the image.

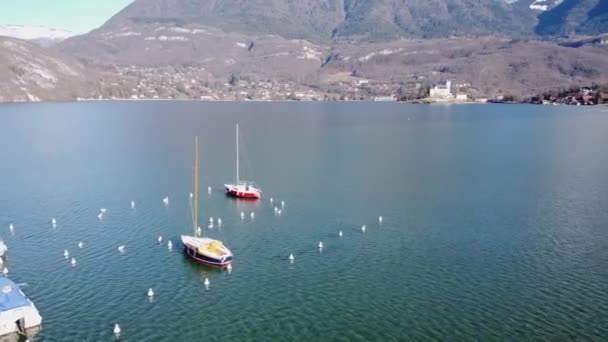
[0,102,607,341]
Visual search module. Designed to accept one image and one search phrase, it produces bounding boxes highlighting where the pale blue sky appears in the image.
[0,0,134,33]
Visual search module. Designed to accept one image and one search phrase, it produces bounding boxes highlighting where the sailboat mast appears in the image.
[236,124,240,184]
[193,136,199,235]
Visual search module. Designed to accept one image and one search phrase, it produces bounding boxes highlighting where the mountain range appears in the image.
[98,0,540,41]
[68,0,608,42]
[1,0,608,102]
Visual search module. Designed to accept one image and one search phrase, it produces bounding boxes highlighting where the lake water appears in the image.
[0,102,607,341]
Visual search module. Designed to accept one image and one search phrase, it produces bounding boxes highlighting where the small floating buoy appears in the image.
[71,257,76,267]
[208,186,211,194]
[379,216,383,224]
[273,207,278,215]
[339,230,343,238]
[2,267,8,275]
[113,323,121,335]
[167,240,173,250]
[250,212,255,220]
[52,218,57,228]
[217,218,222,227]
[98,212,103,220]
[100,208,107,213]
[270,197,273,204]
[147,288,154,297]
[163,196,169,206]
[131,200,135,209]
[277,209,282,216]
[118,245,125,253]
[204,277,210,288]
[318,241,323,249]
[226,263,232,273]
[197,226,202,236]
[158,236,162,244]
[78,241,83,249]
[289,253,294,263]
[64,249,69,259]
[361,225,366,233]
[189,192,193,199]
[9,224,14,234]
[240,212,245,220]
[281,200,285,208]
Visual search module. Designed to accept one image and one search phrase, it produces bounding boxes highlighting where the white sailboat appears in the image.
[181,137,233,268]
[224,124,261,199]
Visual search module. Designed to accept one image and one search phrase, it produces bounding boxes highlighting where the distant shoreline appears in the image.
[0,98,607,107]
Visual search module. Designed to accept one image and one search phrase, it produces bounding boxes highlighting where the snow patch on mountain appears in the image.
[0,25,74,41]
[529,0,550,11]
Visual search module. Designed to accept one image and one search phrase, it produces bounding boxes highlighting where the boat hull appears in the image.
[182,244,232,268]
[224,187,261,199]
[224,184,261,199]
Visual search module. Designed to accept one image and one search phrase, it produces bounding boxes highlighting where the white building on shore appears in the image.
[429,80,453,99]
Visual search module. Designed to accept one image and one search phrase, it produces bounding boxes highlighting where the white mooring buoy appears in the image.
[226,263,232,273]
[163,196,169,206]
[167,240,173,250]
[250,212,255,220]
[64,249,69,259]
[52,218,57,228]
[281,200,285,208]
[118,245,125,253]
[318,241,323,249]
[71,258,77,267]
[379,216,383,224]
[78,241,83,249]
[158,236,162,244]
[2,267,8,275]
[270,197,273,204]
[113,323,121,335]
[208,186,211,194]
[240,212,245,220]
[131,200,135,209]
[9,224,14,234]
[339,230,343,238]
[204,277,210,288]
[217,218,222,227]
[361,225,366,233]
[289,253,294,263]
[147,288,154,297]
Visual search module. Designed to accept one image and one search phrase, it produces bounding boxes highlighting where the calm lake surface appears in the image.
[0,102,607,341]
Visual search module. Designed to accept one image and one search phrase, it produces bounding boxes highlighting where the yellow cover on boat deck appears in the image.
[198,241,224,255]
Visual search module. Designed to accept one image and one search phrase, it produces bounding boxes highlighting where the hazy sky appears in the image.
[0,0,134,33]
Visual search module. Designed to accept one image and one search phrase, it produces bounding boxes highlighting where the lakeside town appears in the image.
[79,66,608,106]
